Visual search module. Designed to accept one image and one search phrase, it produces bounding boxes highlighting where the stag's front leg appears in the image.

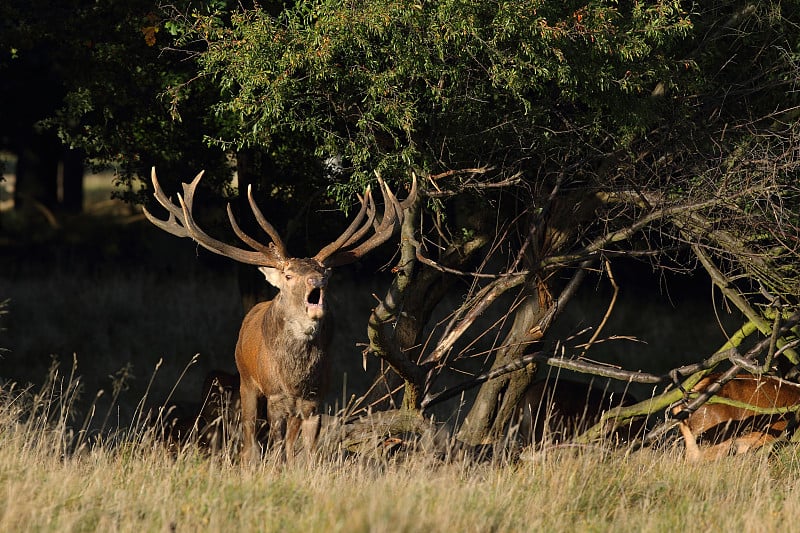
[267,394,292,461]
[285,415,302,464]
[239,380,259,465]
[300,414,321,458]
[291,400,321,463]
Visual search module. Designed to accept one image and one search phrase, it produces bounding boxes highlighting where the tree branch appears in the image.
[690,242,799,363]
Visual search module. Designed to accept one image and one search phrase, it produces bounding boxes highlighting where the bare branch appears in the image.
[409,236,515,279]
[579,259,619,357]
[691,242,799,363]
[428,167,495,181]
[421,272,528,364]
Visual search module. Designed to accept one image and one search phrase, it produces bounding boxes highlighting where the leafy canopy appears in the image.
[185,0,693,193]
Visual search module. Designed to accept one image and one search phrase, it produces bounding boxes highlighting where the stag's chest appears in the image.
[262,329,328,391]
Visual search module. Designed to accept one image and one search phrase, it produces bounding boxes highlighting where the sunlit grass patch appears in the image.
[2,366,800,533]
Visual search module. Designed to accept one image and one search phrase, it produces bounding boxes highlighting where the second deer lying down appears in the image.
[672,374,800,461]
[196,370,242,450]
[145,168,416,463]
[516,377,641,446]
[162,370,242,451]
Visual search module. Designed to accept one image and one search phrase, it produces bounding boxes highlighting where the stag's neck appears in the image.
[262,303,331,350]
[260,306,330,397]
[288,317,323,341]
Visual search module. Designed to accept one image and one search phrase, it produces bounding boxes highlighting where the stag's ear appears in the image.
[259,266,282,288]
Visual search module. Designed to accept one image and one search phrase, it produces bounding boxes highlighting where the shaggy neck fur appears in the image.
[260,302,331,398]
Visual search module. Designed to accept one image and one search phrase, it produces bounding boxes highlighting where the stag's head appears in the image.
[259,259,331,336]
[143,167,417,333]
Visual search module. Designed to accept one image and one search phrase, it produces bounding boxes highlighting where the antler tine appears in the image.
[314,187,376,264]
[247,185,289,260]
[340,177,399,250]
[145,168,268,266]
[175,193,268,266]
[143,167,191,238]
[178,168,206,208]
[226,204,286,265]
[143,208,189,238]
[319,173,414,268]
[401,171,418,212]
[349,176,402,241]
[338,191,380,249]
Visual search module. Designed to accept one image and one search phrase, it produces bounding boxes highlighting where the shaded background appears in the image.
[0,158,740,430]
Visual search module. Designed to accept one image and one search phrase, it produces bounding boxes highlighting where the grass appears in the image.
[1,173,791,531]
[4,265,794,533]
[2,369,800,533]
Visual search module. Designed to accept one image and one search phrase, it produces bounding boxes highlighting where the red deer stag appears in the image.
[672,374,800,461]
[144,167,416,463]
[516,377,641,446]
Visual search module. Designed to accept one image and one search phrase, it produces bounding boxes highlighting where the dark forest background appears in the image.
[1,1,797,444]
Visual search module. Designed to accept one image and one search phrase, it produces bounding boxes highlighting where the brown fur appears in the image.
[144,168,416,464]
[672,374,800,461]
[517,377,640,445]
[236,258,332,464]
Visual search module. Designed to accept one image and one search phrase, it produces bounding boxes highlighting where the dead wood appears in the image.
[315,409,449,460]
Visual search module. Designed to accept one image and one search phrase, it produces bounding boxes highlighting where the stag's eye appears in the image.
[285,274,292,280]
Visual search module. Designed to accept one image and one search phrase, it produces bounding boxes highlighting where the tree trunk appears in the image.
[59,147,84,213]
[455,191,600,446]
[454,290,544,445]
[366,198,428,409]
[366,194,492,411]
[13,131,59,211]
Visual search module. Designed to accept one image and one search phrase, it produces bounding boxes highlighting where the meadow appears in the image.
[2,173,796,532]
[2,374,800,532]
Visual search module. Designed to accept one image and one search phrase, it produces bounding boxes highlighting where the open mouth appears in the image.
[307,287,324,308]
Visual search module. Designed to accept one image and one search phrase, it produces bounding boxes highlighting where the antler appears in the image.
[315,171,418,267]
[143,167,286,267]
[144,167,418,268]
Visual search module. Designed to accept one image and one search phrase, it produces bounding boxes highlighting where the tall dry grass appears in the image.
[2,364,800,532]
[1,181,795,532]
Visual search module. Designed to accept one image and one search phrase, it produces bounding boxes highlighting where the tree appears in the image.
[0,0,87,214]
[165,0,800,447]
[0,0,241,216]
